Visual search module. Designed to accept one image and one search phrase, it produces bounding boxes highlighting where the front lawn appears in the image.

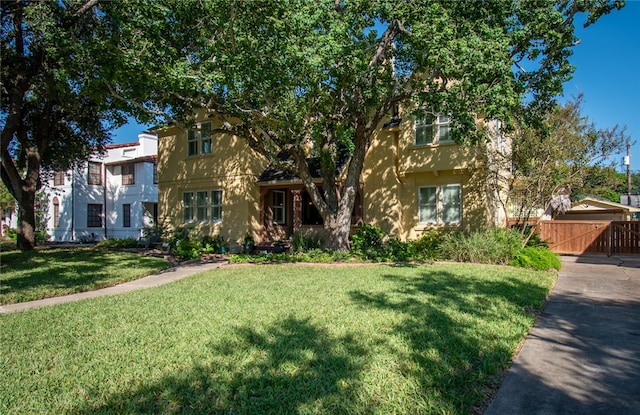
[0,263,555,414]
[0,247,170,304]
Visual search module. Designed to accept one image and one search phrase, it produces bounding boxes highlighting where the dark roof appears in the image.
[258,149,350,183]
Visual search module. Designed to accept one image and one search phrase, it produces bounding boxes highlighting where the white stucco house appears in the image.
[45,132,158,242]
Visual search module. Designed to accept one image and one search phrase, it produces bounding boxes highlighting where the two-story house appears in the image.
[46,132,158,242]
[156,109,508,251]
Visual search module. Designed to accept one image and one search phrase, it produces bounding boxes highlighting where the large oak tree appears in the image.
[106,0,622,250]
[0,0,147,249]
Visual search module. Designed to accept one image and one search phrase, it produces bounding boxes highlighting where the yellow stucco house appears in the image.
[156,109,509,251]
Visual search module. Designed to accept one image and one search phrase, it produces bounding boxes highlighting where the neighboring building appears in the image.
[554,197,640,222]
[156,108,508,251]
[1,202,17,237]
[45,133,158,242]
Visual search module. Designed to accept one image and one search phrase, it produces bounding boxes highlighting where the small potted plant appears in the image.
[243,233,255,254]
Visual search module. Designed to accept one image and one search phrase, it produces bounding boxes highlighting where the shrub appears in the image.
[410,230,444,260]
[291,230,324,253]
[35,230,49,244]
[200,235,226,254]
[96,238,139,249]
[174,239,202,261]
[510,246,561,270]
[350,223,390,261]
[439,228,524,264]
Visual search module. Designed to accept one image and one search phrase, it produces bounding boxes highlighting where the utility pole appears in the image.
[626,138,631,205]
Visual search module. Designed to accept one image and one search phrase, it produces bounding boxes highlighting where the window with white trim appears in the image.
[121,163,135,185]
[211,189,222,222]
[88,162,102,185]
[273,190,286,224]
[53,197,60,227]
[414,112,452,145]
[187,122,213,157]
[183,189,223,223]
[87,203,103,227]
[183,192,194,223]
[123,203,131,227]
[418,184,461,224]
[196,191,209,222]
[54,171,65,186]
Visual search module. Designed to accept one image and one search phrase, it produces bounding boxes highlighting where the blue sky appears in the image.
[112,3,639,172]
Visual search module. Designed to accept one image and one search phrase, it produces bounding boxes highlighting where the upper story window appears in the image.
[187,122,212,157]
[414,112,452,146]
[418,184,461,225]
[88,162,102,186]
[121,164,135,185]
[53,171,65,186]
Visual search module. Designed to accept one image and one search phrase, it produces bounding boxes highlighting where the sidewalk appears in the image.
[484,254,640,414]
[0,259,227,314]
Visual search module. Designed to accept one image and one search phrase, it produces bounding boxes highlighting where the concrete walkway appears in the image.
[0,259,226,314]
[485,254,640,415]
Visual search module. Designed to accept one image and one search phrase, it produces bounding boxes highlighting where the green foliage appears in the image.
[174,239,201,261]
[6,228,17,240]
[350,223,390,261]
[439,228,525,265]
[34,230,49,244]
[96,238,139,249]
[510,247,561,271]
[412,230,445,260]
[104,0,623,251]
[200,235,227,254]
[508,95,628,222]
[291,230,324,253]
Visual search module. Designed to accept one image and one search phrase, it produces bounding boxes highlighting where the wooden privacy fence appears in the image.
[538,220,640,255]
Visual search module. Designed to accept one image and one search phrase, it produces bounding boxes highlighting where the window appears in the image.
[123,204,131,227]
[441,184,461,224]
[53,198,60,227]
[418,186,438,224]
[88,162,102,185]
[415,112,452,145]
[418,184,461,224]
[196,191,209,222]
[187,122,213,157]
[273,190,286,224]
[54,171,65,186]
[183,189,222,223]
[121,164,135,185]
[153,163,158,184]
[183,192,194,223]
[211,189,222,222]
[87,204,103,227]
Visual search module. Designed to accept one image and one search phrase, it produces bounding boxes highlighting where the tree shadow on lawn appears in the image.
[348,268,552,414]
[0,249,168,303]
[74,316,367,414]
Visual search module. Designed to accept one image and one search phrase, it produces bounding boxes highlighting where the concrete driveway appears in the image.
[485,254,640,415]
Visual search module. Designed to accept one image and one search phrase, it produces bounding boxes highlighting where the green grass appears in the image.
[0,263,556,414]
[0,247,170,304]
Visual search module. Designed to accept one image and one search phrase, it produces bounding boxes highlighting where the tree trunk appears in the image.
[324,210,352,251]
[16,190,36,250]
